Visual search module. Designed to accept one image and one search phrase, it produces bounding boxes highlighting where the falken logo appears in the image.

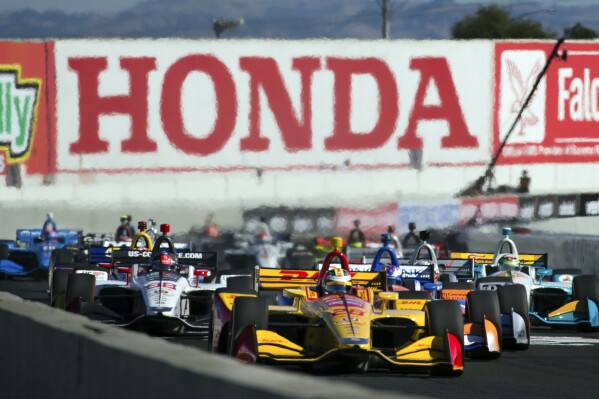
[499,50,545,144]
[0,66,40,164]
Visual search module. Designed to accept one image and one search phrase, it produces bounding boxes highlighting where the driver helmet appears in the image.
[322,268,352,294]
[498,255,520,271]
[152,251,174,271]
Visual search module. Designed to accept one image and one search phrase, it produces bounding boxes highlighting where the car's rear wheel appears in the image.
[230,296,268,357]
[573,275,599,331]
[226,275,255,290]
[50,269,71,307]
[0,244,9,260]
[467,290,502,358]
[498,284,530,349]
[65,273,95,311]
[426,300,464,376]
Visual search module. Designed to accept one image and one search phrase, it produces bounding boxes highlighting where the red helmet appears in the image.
[152,251,174,271]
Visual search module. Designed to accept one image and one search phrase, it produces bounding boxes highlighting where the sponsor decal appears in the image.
[146,281,178,290]
[179,252,203,259]
[518,196,537,220]
[580,193,599,216]
[321,296,356,308]
[535,195,557,219]
[495,42,599,164]
[55,40,491,172]
[127,250,152,257]
[75,270,108,281]
[479,282,509,291]
[0,65,40,165]
[556,195,578,217]
[441,290,469,300]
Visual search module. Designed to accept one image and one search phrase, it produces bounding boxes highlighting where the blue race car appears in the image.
[0,229,81,278]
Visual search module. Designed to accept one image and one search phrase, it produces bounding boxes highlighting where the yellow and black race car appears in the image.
[208,237,464,376]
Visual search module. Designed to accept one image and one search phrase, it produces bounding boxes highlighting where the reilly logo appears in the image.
[499,50,546,144]
[0,66,40,164]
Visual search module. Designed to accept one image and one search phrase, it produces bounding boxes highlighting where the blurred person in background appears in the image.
[255,216,272,243]
[402,222,420,248]
[347,219,365,247]
[127,214,136,236]
[518,170,531,193]
[387,225,402,252]
[204,212,219,237]
[116,214,133,242]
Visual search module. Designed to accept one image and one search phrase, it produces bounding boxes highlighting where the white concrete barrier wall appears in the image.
[0,292,418,399]
[0,162,591,238]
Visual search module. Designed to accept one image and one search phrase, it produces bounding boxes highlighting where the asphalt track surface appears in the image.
[3,278,599,399]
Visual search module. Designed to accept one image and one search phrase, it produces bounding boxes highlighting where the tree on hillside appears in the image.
[565,22,598,39]
[451,5,552,39]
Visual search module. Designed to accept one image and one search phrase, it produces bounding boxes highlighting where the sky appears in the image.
[2,0,598,14]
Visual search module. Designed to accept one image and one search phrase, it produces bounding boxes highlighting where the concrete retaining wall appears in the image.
[0,292,414,399]
[1,162,594,238]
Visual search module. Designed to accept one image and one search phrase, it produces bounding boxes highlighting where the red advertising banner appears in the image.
[0,41,55,177]
[54,40,493,173]
[495,41,599,164]
[335,203,398,236]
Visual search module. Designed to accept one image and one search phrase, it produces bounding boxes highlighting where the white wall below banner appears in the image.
[2,162,599,238]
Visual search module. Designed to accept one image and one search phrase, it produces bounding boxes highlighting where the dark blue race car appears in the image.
[0,229,81,278]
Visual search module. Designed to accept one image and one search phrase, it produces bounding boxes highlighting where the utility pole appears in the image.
[381,0,390,39]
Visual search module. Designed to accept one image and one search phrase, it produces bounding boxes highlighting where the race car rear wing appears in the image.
[258,268,386,291]
[450,252,548,269]
[323,258,475,282]
[111,249,217,270]
[437,259,475,281]
[16,229,81,247]
[88,245,130,265]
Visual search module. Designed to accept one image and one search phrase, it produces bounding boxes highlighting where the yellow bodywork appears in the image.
[548,300,583,318]
[251,289,451,367]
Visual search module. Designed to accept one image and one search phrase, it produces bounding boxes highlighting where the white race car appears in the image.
[55,224,224,335]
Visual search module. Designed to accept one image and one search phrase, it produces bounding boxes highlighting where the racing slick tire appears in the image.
[64,273,95,312]
[426,300,464,376]
[229,296,268,356]
[0,244,8,279]
[0,244,8,260]
[52,249,76,265]
[226,275,255,291]
[466,290,502,359]
[498,284,530,350]
[572,275,599,331]
[210,287,257,353]
[50,269,71,307]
